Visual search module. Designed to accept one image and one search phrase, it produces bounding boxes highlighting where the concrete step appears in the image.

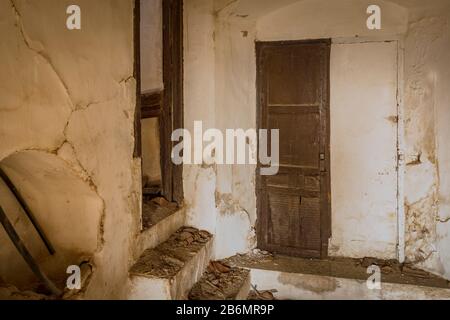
[225,253,450,300]
[189,261,251,300]
[129,227,213,300]
[134,206,185,259]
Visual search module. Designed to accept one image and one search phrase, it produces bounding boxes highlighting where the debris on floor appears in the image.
[0,284,51,301]
[189,261,250,300]
[130,227,212,279]
[224,248,273,266]
[248,286,277,300]
[142,197,179,230]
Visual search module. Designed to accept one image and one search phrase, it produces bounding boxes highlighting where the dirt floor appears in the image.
[224,251,450,289]
[130,227,212,279]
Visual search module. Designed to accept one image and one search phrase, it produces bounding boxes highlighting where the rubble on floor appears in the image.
[0,283,51,300]
[0,261,93,301]
[142,197,179,230]
[248,287,277,300]
[228,249,273,265]
[130,227,212,279]
[189,261,250,300]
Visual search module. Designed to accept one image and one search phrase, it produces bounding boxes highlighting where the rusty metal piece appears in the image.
[0,205,62,296]
[0,167,55,255]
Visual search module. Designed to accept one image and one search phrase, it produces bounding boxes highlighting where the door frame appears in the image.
[255,39,332,259]
[134,0,184,205]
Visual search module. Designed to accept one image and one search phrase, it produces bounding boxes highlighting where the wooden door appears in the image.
[256,40,331,258]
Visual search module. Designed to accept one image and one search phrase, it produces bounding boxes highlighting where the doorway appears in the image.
[256,40,331,259]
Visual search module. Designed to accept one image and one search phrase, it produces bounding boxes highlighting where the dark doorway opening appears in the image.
[256,40,331,259]
[134,0,184,230]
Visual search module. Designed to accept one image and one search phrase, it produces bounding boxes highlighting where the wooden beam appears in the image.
[0,167,55,255]
[141,91,163,119]
[0,206,62,296]
[133,0,142,158]
[162,0,184,204]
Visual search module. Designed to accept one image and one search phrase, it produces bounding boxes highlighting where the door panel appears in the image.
[329,41,398,259]
[257,40,331,258]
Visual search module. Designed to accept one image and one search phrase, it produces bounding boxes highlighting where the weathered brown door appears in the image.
[256,40,331,258]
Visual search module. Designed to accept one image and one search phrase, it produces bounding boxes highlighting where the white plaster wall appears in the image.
[403,4,450,279]
[329,41,399,259]
[0,0,140,298]
[183,0,218,234]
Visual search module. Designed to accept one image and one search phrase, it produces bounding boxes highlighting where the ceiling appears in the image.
[214,0,450,19]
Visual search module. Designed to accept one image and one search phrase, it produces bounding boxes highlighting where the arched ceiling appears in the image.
[215,0,450,20]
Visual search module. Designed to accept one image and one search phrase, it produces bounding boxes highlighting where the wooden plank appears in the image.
[141,91,163,118]
[133,0,142,158]
[171,0,184,205]
[161,0,174,202]
[0,167,55,255]
[161,0,184,204]
[0,206,62,296]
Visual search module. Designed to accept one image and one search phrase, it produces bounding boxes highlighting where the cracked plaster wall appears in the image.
[403,3,450,279]
[0,0,140,298]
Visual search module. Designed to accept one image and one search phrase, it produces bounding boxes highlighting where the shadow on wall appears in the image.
[0,150,103,291]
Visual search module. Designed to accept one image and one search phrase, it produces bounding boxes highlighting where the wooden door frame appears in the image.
[255,39,332,259]
[134,0,184,204]
[162,0,184,204]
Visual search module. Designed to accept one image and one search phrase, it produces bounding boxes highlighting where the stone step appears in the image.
[128,227,213,300]
[188,261,251,300]
[134,203,186,259]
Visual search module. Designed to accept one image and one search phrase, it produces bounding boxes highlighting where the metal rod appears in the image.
[0,167,55,255]
[0,205,62,296]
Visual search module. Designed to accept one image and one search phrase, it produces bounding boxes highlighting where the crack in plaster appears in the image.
[9,0,74,110]
[49,72,135,258]
[119,75,134,85]
[438,216,450,224]
[55,139,107,253]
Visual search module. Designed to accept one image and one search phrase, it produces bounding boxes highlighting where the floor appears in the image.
[224,252,450,289]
